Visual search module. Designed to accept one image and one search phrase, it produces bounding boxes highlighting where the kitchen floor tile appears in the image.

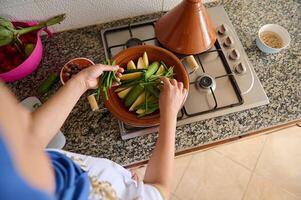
[133,154,193,193]
[170,193,181,200]
[254,126,301,198]
[243,173,301,200]
[175,150,251,200]
[214,134,267,170]
[172,155,193,192]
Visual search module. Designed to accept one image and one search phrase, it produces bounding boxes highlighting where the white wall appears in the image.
[0,0,214,32]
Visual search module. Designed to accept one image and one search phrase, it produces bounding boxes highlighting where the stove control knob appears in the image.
[234,63,247,75]
[223,36,233,47]
[217,24,227,35]
[229,49,240,60]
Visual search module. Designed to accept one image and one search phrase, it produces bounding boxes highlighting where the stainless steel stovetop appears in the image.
[101,6,269,140]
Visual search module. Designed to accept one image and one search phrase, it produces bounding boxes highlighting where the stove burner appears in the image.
[125,38,143,48]
[199,76,213,88]
[196,74,216,93]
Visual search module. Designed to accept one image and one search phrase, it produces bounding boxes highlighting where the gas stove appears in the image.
[101,6,269,140]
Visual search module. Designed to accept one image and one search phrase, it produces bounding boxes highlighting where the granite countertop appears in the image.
[9,0,301,165]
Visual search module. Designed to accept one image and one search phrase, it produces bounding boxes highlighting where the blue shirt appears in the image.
[0,132,90,200]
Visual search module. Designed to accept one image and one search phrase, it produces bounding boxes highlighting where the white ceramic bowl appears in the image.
[256,24,291,54]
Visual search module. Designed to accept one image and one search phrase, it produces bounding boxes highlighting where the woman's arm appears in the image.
[143,77,187,200]
[0,82,56,194]
[0,64,121,194]
[31,64,121,148]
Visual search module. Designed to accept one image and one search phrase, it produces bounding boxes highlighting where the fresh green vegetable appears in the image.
[0,14,65,47]
[137,103,159,118]
[143,52,149,67]
[120,72,142,81]
[124,84,144,107]
[96,60,120,101]
[127,60,136,69]
[24,43,35,57]
[155,64,166,75]
[120,78,143,88]
[115,86,129,92]
[144,84,160,98]
[137,57,146,69]
[124,69,145,73]
[129,91,146,111]
[37,73,58,95]
[113,52,175,118]
[144,61,159,80]
[117,87,132,99]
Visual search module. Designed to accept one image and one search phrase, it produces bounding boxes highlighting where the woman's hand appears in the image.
[75,64,124,90]
[159,77,187,119]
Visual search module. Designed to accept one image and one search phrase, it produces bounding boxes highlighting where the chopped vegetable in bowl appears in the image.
[106,52,174,118]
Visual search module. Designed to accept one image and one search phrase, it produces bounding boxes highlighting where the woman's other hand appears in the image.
[75,64,124,90]
[159,77,187,119]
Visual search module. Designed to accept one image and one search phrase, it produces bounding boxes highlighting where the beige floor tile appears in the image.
[243,173,301,200]
[214,134,267,170]
[254,126,301,198]
[172,155,193,192]
[170,193,181,200]
[133,155,192,193]
[175,150,252,200]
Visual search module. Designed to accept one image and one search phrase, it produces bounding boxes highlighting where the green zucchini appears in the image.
[144,85,160,98]
[37,73,58,95]
[137,103,159,118]
[120,78,143,88]
[144,61,159,80]
[124,84,144,107]
[124,69,145,73]
[120,72,143,81]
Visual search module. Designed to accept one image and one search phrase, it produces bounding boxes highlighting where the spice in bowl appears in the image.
[256,24,290,54]
[260,31,283,49]
[60,58,94,84]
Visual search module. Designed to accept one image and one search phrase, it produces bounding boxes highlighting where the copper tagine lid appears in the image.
[155,0,216,55]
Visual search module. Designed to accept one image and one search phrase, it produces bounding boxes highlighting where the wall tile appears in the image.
[163,0,217,11]
[89,0,163,23]
[36,0,163,32]
[1,0,163,32]
[0,0,35,9]
[35,0,101,32]
[0,2,44,21]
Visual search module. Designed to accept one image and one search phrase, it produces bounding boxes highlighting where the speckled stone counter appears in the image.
[8,0,301,165]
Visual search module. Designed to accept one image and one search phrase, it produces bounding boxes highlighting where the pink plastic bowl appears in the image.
[0,21,52,82]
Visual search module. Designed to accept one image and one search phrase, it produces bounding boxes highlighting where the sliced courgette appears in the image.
[136,108,145,115]
[127,60,136,70]
[145,84,160,98]
[143,52,149,68]
[129,91,146,111]
[120,72,143,81]
[125,84,144,107]
[144,61,159,80]
[155,64,165,75]
[137,57,146,69]
[115,86,129,92]
[117,87,132,99]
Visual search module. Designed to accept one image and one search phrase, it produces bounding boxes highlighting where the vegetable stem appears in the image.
[96,59,119,101]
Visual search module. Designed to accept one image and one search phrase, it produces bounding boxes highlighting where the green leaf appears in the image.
[0,28,13,46]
